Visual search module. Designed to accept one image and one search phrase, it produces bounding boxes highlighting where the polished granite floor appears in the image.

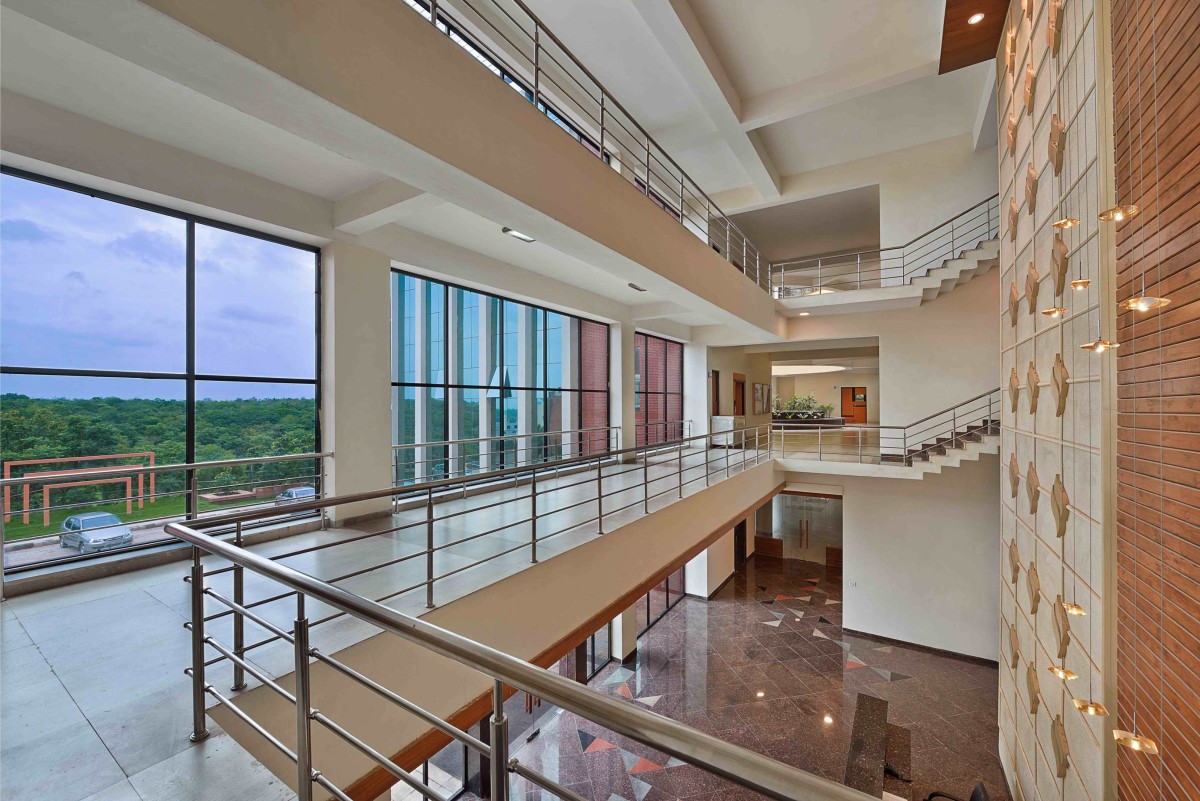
[492,555,1012,801]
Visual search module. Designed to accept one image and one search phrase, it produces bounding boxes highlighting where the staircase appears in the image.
[773,196,1000,315]
[887,417,1001,475]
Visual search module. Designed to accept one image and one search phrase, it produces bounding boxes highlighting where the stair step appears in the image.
[845,694,889,797]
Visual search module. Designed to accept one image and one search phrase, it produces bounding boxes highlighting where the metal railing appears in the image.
[772,389,1001,465]
[168,421,875,801]
[773,195,1001,296]
[0,452,330,573]
[399,0,769,291]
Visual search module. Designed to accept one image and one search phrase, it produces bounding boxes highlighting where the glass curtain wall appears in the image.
[391,271,609,485]
[634,333,684,447]
[0,169,320,571]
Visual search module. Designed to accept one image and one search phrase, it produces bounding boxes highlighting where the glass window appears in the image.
[1,170,320,572]
[634,332,684,446]
[391,271,609,481]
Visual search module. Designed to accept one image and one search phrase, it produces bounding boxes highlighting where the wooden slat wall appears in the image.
[1112,1,1200,799]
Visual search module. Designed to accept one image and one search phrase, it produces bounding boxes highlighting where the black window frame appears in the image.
[0,166,322,573]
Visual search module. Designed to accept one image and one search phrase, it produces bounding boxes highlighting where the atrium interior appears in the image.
[0,1,1195,801]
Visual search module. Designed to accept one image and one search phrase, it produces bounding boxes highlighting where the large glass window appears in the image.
[634,332,684,446]
[391,271,608,484]
[0,169,320,571]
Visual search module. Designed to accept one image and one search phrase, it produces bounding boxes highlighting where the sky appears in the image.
[0,174,317,401]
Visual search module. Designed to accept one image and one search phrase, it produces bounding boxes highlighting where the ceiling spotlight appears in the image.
[1052,217,1080,229]
[1047,665,1079,681]
[968,12,986,24]
[1070,279,1091,291]
[1119,295,1171,313]
[797,312,811,317]
[1081,339,1119,353]
[501,227,535,242]
[1098,204,1139,223]
[823,714,834,724]
[1073,699,1110,716]
[627,282,647,292]
[1041,307,1068,318]
[1113,730,1158,754]
[1061,600,1087,616]
[756,691,766,698]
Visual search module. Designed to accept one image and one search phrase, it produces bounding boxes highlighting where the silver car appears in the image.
[59,512,135,554]
[274,485,317,514]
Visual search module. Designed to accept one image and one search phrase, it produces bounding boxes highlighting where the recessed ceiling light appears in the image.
[755,691,766,698]
[797,312,811,317]
[501,227,535,242]
[823,714,834,724]
[771,365,847,376]
[968,12,985,24]
[628,283,647,292]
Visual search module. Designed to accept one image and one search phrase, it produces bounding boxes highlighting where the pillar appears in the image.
[609,321,637,456]
[321,240,393,522]
[609,604,638,663]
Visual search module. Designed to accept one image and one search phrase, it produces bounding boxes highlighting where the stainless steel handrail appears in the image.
[773,195,1000,295]
[167,513,872,801]
[398,0,770,290]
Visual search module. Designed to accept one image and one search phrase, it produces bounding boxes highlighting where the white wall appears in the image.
[785,456,1002,660]
[714,134,999,251]
[780,268,1000,426]
[705,346,773,426]
[773,371,880,423]
[684,529,735,598]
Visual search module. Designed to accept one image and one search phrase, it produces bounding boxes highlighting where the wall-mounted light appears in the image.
[1098,204,1139,223]
[1113,730,1159,754]
[502,227,535,242]
[968,12,985,24]
[1073,699,1109,716]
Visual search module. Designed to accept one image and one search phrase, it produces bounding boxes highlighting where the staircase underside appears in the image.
[777,239,999,316]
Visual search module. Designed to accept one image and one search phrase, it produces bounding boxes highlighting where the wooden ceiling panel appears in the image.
[939,0,1009,74]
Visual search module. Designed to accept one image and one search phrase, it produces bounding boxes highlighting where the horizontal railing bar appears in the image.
[204,636,295,702]
[193,677,298,763]
[311,648,490,755]
[202,588,296,642]
[167,521,872,801]
[312,711,448,801]
[313,773,354,801]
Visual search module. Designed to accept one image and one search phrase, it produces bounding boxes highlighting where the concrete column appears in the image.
[683,343,710,436]
[321,241,393,523]
[609,604,639,663]
[610,322,637,455]
[684,530,734,598]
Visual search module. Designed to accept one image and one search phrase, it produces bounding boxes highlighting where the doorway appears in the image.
[732,373,746,416]
[734,519,748,567]
[711,370,720,416]
[841,386,867,424]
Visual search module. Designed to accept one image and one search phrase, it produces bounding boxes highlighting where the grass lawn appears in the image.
[2,493,277,542]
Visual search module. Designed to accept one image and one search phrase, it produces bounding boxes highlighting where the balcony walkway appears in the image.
[0,444,767,801]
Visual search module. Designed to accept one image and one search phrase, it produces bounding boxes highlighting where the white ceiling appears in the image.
[730,186,880,262]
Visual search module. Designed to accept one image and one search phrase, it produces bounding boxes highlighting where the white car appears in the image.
[59,512,135,554]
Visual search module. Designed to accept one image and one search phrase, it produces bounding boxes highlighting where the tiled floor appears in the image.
[0,447,765,801]
[492,556,1012,801]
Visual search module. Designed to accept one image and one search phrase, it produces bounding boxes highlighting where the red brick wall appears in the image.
[1112,1,1200,799]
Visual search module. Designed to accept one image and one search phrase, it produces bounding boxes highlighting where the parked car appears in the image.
[274,485,317,508]
[59,512,135,554]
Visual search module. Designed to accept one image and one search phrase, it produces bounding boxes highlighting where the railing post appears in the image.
[489,681,509,801]
[725,439,730,478]
[293,599,314,801]
[643,453,650,514]
[232,521,246,691]
[188,475,198,521]
[705,435,711,487]
[188,546,210,743]
[529,471,538,564]
[677,442,683,499]
[857,253,861,289]
[644,139,651,194]
[952,408,958,446]
[858,429,863,463]
[425,487,435,609]
[533,26,540,106]
[599,95,605,155]
[818,428,823,459]
[595,456,604,535]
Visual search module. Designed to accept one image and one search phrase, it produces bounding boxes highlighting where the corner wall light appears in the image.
[501,227,535,242]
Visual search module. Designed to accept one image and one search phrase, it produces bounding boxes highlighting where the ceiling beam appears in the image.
[334,178,443,235]
[630,0,781,199]
[740,57,939,132]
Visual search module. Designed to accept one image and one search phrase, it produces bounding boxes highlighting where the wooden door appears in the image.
[732,373,746,416]
[734,520,747,567]
[711,370,720,415]
[841,386,867,423]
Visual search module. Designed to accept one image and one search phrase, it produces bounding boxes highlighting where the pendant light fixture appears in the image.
[1047,665,1078,681]
[1074,699,1110,716]
[1061,600,1086,615]
[1052,217,1079,229]
[1081,317,1117,353]
[1119,268,1170,312]
[1098,203,1139,223]
[1042,306,1068,318]
[1113,730,1159,754]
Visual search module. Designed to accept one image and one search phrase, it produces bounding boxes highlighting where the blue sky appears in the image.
[1,174,316,400]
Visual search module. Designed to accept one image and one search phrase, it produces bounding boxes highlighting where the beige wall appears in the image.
[772,372,880,424]
[781,269,1000,426]
[995,0,1116,798]
[705,346,773,428]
